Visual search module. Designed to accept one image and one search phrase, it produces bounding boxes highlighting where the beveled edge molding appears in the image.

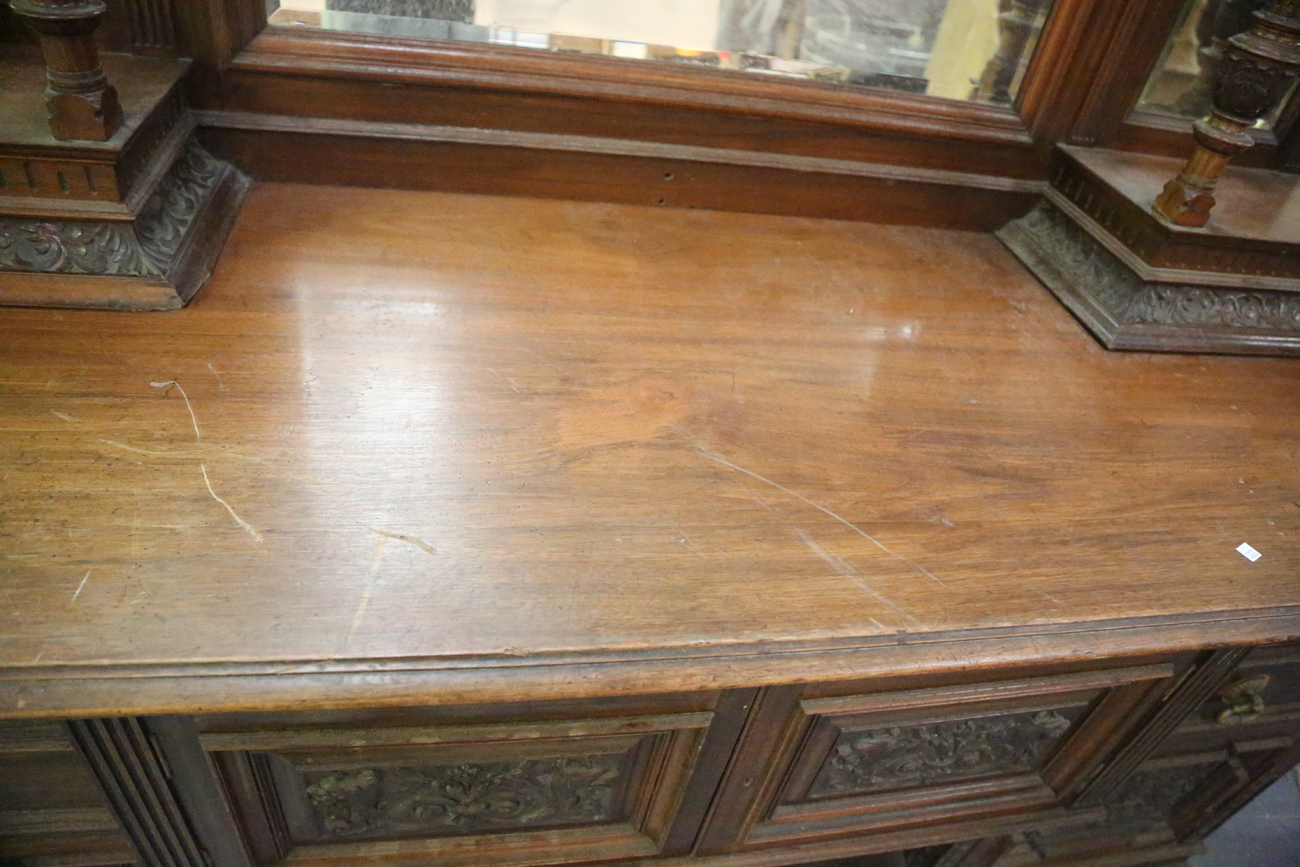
[998,199,1300,356]
[2,606,1300,720]
[0,137,250,310]
[233,27,1035,146]
[194,110,1046,196]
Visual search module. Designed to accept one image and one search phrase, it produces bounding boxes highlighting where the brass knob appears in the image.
[1215,674,1270,725]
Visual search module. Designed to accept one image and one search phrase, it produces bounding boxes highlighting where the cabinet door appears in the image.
[0,720,137,867]
[154,690,752,867]
[697,661,1179,858]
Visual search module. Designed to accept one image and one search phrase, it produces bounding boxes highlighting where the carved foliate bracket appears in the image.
[999,199,1300,355]
[0,139,251,309]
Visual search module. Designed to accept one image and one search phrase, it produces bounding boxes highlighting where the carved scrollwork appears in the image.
[1011,201,1300,334]
[0,141,226,279]
[0,220,163,276]
[1214,48,1300,119]
[1126,285,1300,329]
[301,755,625,841]
[807,708,1077,797]
[135,143,226,268]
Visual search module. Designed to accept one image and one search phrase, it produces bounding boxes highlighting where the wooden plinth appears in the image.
[998,146,1300,357]
[0,51,249,310]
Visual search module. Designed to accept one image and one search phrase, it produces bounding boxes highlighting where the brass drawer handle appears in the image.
[1216,674,1270,725]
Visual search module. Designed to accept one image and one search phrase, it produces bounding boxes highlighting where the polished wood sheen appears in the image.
[1,184,1299,718]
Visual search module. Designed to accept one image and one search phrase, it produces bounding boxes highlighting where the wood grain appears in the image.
[2,184,1299,717]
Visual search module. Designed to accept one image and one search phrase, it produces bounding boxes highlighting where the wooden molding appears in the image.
[1016,0,1184,144]
[232,27,1034,147]
[195,110,1042,196]
[5,608,1300,720]
[67,717,209,867]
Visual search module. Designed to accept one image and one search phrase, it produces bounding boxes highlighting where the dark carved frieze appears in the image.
[300,755,625,841]
[0,141,225,279]
[1102,762,1217,830]
[999,200,1300,355]
[807,708,1076,798]
[1017,201,1300,331]
[1049,155,1300,282]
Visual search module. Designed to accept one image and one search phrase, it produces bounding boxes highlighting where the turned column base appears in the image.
[47,86,124,142]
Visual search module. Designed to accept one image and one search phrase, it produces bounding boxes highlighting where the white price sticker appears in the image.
[1236,542,1262,562]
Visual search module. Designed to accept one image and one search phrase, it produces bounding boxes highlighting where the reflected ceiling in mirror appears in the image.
[268,0,1055,105]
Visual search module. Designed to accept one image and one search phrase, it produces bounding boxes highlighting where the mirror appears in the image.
[1137,0,1294,130]
[267,0,1055,105]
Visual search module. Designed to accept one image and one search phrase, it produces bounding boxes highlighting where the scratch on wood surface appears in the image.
[201,463,263,543]
[150,380,201,441]
[798,531,857,577]
[69,570,91,606]
[486,368,522,393]
[1033,588,1064,606]
[347,536,387,645]
[797,531,918,626]
[852,579,920,627]
[52,411,80,422]
[690,444,947,587]
[207,363,227,392]
[368,528,437,555]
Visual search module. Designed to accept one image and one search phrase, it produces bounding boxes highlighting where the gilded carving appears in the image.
[0,141,225,279]
[807,709,1076,797]
[301,755,625,840]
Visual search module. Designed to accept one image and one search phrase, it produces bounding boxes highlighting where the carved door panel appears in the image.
[696,661,1181,857]
[151,690,753,867]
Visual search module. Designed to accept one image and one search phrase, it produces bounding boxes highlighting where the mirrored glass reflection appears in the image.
[268,0,1055,105]
[1137,0,1293,130]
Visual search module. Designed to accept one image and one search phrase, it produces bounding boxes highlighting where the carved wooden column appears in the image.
[1152,0,1300,227]
[10,0,124,142]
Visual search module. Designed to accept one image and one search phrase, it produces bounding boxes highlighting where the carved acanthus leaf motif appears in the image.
[808,708,1077,797]
[1012,201,1300,332]
[301,755,625,841]
[0,141,225,278]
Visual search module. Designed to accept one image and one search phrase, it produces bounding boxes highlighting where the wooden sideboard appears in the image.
[2,183,1299,867]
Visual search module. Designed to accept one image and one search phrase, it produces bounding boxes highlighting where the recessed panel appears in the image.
[291,752,629,842]
[808,707,1083,799]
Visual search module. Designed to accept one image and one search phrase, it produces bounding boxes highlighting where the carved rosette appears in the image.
[0,142,226,279]
[300,755,626,841]
[808,709,1076,797]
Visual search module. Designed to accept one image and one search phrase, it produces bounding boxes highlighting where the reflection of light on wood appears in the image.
[477,0,721,52]
[924,0,1000,100]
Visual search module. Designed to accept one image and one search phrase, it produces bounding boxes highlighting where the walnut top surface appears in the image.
[2,184,1298,710]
